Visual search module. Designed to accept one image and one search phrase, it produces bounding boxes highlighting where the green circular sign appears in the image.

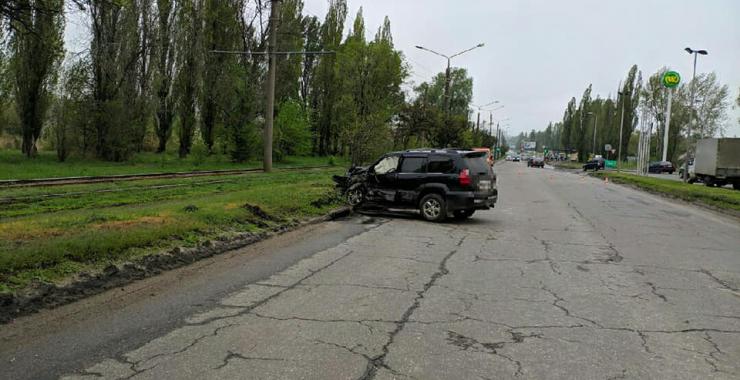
[662,71,681,88]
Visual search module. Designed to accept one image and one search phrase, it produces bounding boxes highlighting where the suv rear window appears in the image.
[427,156,455,173]
[463,156,491,175]
[400,157,426,173]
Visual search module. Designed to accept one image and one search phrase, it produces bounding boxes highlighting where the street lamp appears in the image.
[683,47,708,182]
[416,43,485,117]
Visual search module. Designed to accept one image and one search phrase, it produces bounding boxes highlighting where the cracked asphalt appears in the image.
[4,162,740,379]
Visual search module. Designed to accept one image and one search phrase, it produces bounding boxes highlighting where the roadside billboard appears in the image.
[522,141,536,150]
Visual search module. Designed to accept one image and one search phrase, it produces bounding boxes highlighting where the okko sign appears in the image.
[662,71,681,89]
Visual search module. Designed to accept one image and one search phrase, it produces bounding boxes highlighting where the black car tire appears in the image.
[419,193,446,222]
[453,209,474,220]
[346,185,365,206]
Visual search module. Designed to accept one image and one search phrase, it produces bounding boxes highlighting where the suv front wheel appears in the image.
[419,193,446,222]
[346,185,365,206]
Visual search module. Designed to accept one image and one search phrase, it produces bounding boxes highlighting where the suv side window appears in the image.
[400,156,426,173]
[374,155,400,174]
[427,155,455,173]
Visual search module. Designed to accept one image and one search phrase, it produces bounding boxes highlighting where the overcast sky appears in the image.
[63,0,740,138]
[302,0,740,137]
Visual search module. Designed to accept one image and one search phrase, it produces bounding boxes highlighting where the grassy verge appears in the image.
[590,172,740,212]
[552,161,583,170]
[0,149,347,180]
[0,167,345,292]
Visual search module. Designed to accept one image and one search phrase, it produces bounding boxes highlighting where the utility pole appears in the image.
[592,114,598,157]
[472,101,499,135]
[617,90,626,172]
[476,110,480,133]
[496,122,500,157]
[263,0,280,172]
[211,1,333,172]
[683,47,708,182]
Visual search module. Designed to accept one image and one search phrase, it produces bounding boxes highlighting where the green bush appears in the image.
[274,100,312,161]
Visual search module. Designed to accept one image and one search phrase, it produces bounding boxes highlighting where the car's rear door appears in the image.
[426,154,458,190]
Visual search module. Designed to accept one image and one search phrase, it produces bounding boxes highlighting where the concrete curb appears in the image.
[0,206,351,324]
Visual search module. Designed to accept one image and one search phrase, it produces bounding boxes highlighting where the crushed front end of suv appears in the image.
[333,149,498,222]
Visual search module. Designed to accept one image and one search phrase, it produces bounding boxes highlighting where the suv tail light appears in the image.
[459,168,471,187]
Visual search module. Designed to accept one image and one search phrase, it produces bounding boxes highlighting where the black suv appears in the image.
[333,149,498,222]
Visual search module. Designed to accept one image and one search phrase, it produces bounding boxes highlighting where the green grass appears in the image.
[0,167,345,291]
[0,149,345,180]
[552,161,583,170]
[590,172,740,212]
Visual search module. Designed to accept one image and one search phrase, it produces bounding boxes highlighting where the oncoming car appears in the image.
[333,149,498,222]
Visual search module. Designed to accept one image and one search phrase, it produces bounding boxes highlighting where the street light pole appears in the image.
[683,47,708,182]
[444,59,451,118]
[416,43,485,118]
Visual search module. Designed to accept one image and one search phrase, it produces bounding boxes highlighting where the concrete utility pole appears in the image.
[263,0,280,172]
[591,114,598,157]
[472,101,499,135]
[617,90,626,172]
[683,47,708,182]
[210,0,333,172]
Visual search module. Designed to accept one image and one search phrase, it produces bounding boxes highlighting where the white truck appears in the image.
[693,138,740,190]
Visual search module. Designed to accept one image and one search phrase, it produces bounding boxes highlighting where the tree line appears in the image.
[0,0,498,165]
[526,64,733,163]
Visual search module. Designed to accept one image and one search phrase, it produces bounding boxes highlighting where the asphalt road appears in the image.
[3,162,740,379]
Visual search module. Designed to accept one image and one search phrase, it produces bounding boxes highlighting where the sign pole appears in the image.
[662,88,672,162]
[660,70,680,163]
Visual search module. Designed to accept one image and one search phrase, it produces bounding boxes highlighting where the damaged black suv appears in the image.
[334,149,498,222]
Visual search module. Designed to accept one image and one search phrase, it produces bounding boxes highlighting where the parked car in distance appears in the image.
[528,157,545,168]
[512,156,521,162]
[648,161,674,174]
[583,157,604,171]
[333,149,498,222]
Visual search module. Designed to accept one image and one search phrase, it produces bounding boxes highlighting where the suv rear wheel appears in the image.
[419,193,446,222]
